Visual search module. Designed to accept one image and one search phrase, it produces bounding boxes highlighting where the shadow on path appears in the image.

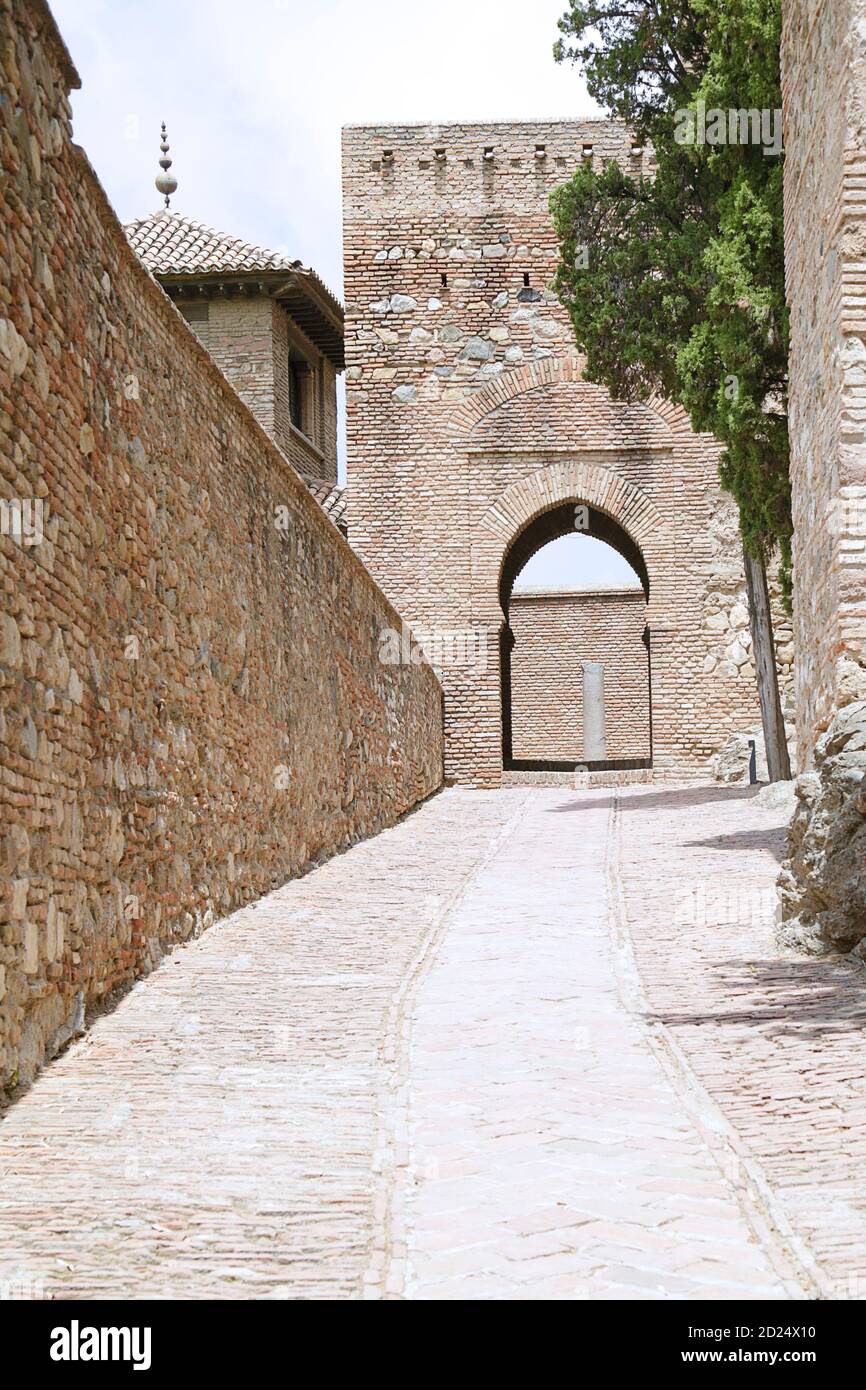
[546,784,763,816]
[684,827,789,861]
[645,957,866,1041]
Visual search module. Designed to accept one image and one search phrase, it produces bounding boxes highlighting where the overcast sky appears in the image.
[52,0,637,589]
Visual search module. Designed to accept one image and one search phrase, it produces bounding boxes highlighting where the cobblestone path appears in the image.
[1,785,864,1300]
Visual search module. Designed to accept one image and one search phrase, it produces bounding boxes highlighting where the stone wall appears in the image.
[342,119,772,786]
[781,0,866,760]
[777,0,866,953]
[0,0,442,1088]
[509,589,649,761]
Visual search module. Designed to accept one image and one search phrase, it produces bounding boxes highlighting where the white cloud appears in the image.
[51,0,608,571]
[52,0,599,295]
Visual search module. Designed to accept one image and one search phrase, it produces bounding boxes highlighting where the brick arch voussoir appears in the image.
[479,460,663,554]
[643,391,702,437]
[474,460,675,620]
[449,354,584,440]
[449,354,689,443]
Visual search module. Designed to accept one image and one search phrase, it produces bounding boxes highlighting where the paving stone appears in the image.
[1,784,862,1299]
[399,788,811,1300]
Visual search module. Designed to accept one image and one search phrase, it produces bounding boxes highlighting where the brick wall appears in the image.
[0,0,442,1088]
[271,304,339,483]
[781,0,866,763]
[181,296,338,484]
[509,589,650,762]
[342,120,772,785]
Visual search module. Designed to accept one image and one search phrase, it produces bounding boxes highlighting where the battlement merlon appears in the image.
[341,119,650,216]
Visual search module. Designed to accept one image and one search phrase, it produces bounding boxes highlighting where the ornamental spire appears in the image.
[155,122,177,209]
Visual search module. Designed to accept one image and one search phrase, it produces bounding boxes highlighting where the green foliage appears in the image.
[553,2,708,143]
[551,0,791,599]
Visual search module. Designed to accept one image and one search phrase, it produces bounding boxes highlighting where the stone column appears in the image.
[582,661,606,760]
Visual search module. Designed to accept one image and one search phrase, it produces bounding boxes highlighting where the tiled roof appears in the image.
[124,210,344,367]
[124,210,303,277]
[302,476,348,536]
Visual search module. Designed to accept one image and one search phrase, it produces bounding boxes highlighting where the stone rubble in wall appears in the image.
[700,491,794,697]
[357,235,565,406]
[713,729,769,785]
[700,490,796,782]
[777,699,866,955]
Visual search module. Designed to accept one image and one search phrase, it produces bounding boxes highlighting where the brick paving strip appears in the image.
[0,792,524,1300]
[401,789,811,1300]
[610,783,866,1301]
[1,785,864,1300]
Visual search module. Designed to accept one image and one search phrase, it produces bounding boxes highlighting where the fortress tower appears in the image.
[342,119,777,787]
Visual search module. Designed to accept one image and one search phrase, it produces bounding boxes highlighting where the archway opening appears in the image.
[500,503,652,772]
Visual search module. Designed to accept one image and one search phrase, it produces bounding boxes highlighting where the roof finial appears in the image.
[155,122,177,209]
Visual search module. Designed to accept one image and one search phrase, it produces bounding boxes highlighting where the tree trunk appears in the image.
[742,548,791,783]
